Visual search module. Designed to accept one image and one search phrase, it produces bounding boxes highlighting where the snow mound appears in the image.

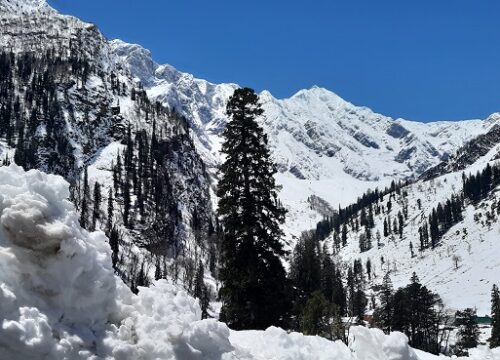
[230,326,353,359]
[107,281,233,360]
[349,327,419,360]
[0,164,495,359]
[0,164,232,359]
[0,165,117,358]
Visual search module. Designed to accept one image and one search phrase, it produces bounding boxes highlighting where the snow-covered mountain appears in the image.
[320,125,500,315]
[111,39,498,238]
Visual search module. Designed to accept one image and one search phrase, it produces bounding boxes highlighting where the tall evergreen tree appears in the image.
[374,273,394,333]
[92,181,102,231]
[491,284,500,348]
[193,260,205,300]
[341,224,348,247]
[109,227,120,269]
[80,167,89,229]
[455,308,480,355]
[217,88,289,330]
[107,187,114,233]
[391,273,442,354]
[300,290,335,337]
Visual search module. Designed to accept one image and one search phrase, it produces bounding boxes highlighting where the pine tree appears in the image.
[398,211,404,238]
[92,181,102,231]
[13,122,25,167]
[80,167,89,229]
[366,259,371,280]
[123,169,131,228]
[107,187,114,233]
[109,227,120,269]
[200,285,210,320]
[455,308,480,355]
[341,224,348,247]
[491,284,500,348]
[217,88,289,330]
[390,273,442,354]
[374,273,393,333]
[154,257,162,280]
[320,247,335,302]
[193,260,205,300]
[300,291,334,337]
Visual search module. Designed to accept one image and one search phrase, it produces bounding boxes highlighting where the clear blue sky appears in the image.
[48,0,500,121]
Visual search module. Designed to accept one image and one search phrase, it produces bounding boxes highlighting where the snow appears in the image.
[328,142,500,315]
[1,164,497,359]
[0,0,50,14]
[0,164,117,358]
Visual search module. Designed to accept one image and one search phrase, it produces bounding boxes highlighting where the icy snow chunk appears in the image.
[181,319,233,357]
[230,326,353,360]
[1,307,56,356]
[0,165,117,358]
[349,326,419,360]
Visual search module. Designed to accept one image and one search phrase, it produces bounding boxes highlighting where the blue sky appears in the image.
[48,0,500,121]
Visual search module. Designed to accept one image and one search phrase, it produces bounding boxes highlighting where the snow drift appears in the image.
[0,164,498,359]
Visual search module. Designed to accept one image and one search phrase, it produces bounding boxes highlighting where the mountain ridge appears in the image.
[109,37,499,238]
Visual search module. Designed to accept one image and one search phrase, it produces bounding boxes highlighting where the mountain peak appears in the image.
[0,0,50,14]
[289,85,350,109]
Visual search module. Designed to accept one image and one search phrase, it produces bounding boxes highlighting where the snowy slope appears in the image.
[110,40,497,239]
[1,164,498,359]
[324,131,500,315]
[0,0,216,287]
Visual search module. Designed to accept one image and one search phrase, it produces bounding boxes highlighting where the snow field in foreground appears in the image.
[0,164,498,359]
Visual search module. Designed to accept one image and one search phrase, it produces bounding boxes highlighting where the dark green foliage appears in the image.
[92,181,102,231]
[290,232,321,302]
[193,260,210,319]
[1,50,80,177]
[348,260,368,324]
[217,88,289,330]
[418,195,463,250]
[109,227,120,269]
[300,291,335,336]
[107,187,114,233]
[312,181,408,244]
[455,308,480,355]
[289,232,346,331]
[80,167,89,229]
[491,284,500,348]
[193,261,205,300]
[373,273,394,333]
[390,273,442,354]
[154,257,163,281]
